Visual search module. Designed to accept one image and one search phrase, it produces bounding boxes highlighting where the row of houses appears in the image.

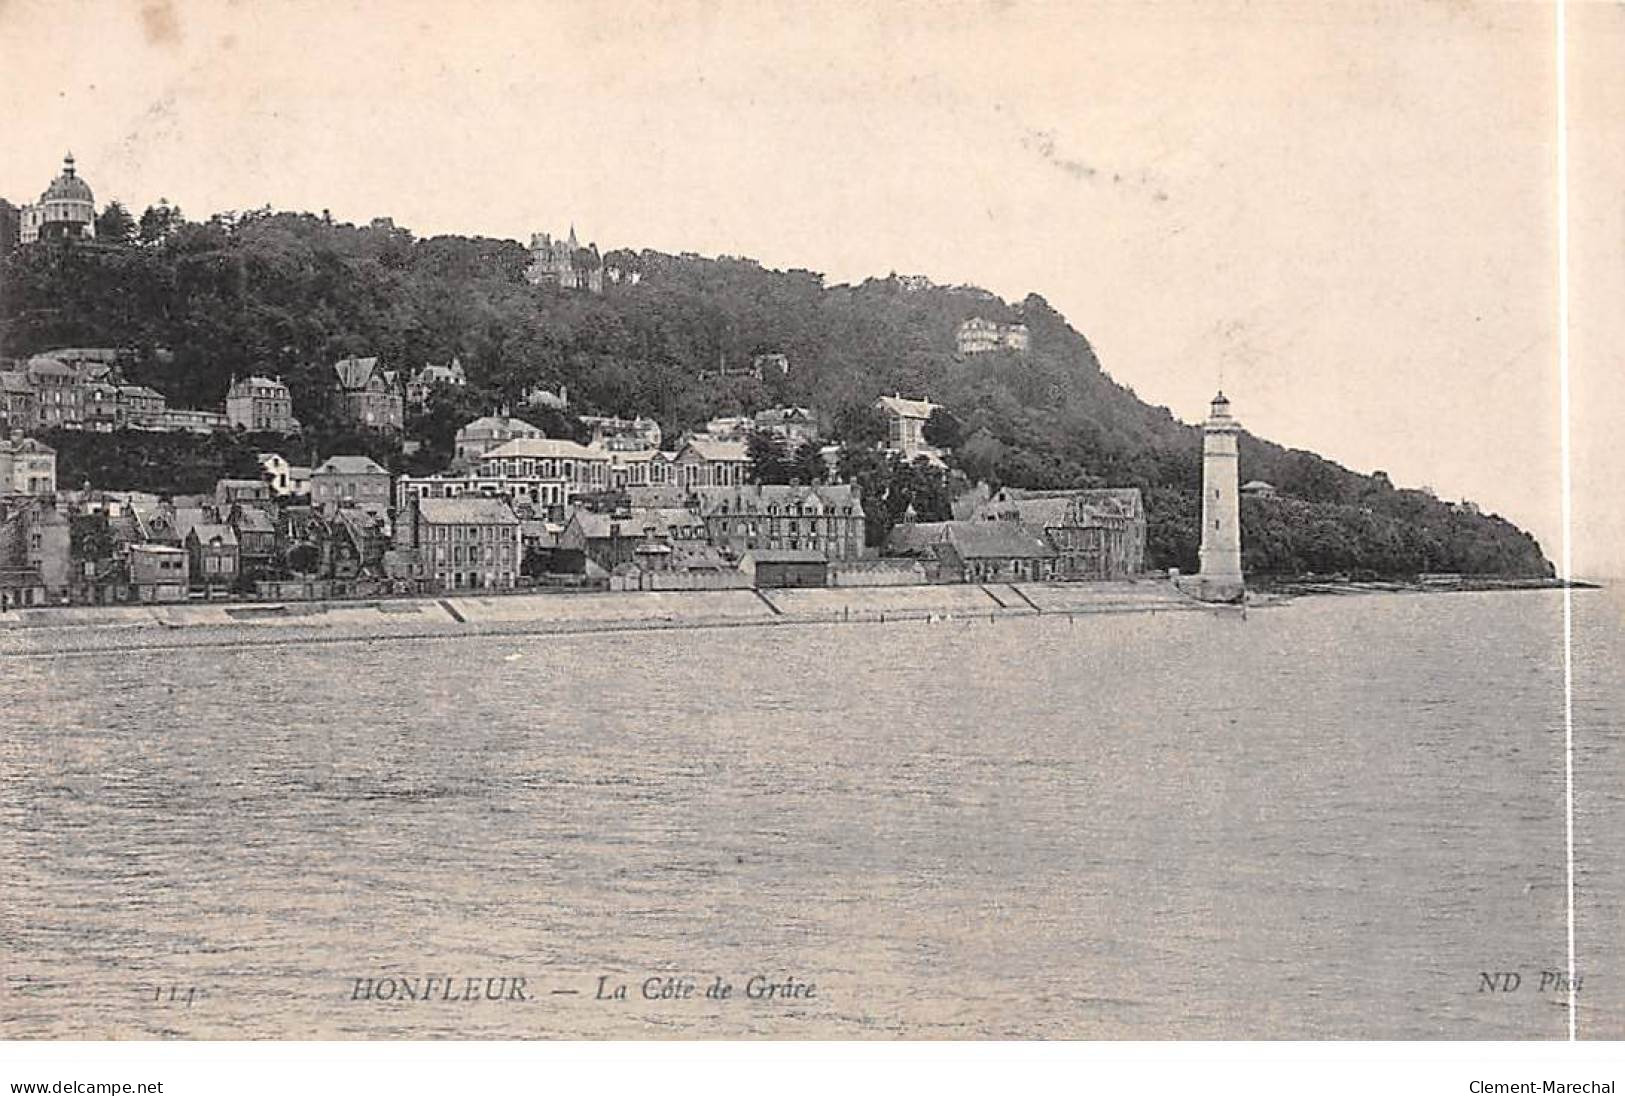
[0,350,229,435]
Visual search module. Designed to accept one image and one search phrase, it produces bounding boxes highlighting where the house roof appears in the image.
[228,375,287,395]
[187,523,239,546]
[979,487,1145,525]
[231,508,277,533]
[313,455,389,476]
[1,370,35,393]
[333,356,383,390]
[0,436,53,456]
[692,483,864,518]
[25,355,78,378]
[876,394,938,420]
[169,507,208,540]
[678,437,749,463]
[566,507,699,540]
[888,520,1055,560]
[417,497,519,525]
[482,437,607,462]
[458,415,543,438]
[744,548,829,564]
[1241,480,1276,491]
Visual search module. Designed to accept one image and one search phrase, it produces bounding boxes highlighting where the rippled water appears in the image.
[2,589,1619,1038]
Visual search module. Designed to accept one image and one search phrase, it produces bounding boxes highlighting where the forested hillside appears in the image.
[0,207,1552,577]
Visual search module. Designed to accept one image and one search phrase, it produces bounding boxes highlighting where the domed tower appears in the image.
[21,153,97,244]
[1197,391,1244,601]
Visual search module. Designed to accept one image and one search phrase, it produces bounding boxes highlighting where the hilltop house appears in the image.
[332,357,403,430]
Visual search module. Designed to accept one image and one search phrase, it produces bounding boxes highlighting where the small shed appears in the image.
[741,548,829,589]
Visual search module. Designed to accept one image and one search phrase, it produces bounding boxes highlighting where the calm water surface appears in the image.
[2,589,1620,1038]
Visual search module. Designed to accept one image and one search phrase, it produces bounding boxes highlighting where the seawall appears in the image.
[0,579,1200,656]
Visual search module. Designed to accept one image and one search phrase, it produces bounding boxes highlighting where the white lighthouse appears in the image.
[1196,390,1244,601]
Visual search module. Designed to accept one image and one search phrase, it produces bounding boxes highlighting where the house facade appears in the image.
[127,544,189,602]
[672,438,750,490]
[972,488,1146,579]
[398,496,522,591]
[692,483,866,562]
[184,524,240,591]
[887,520,1056,583]
[0,435,56,496]
[333,357,403,430]
[226,375,299,433]
[875,394,941,458]
[311,455,392,520]
[454,415,545,465]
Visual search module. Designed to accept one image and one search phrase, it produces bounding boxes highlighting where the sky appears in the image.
[2,0,1620,578]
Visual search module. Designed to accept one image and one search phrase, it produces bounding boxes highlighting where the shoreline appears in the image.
[0,576,1594,657]
[1,580,1203,656]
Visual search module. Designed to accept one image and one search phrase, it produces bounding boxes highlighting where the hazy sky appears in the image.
[2,0,1620,577]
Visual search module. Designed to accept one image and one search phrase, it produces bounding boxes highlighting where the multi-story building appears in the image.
[475,438,612,494]
[956,317,1030,355]
[524,227,603,292]
[0,371,37,432]
[226,375,300,432]
[397,496,522,591]
[454,414,545,465]
[227,505,279,576]
[672,438,750,489]
[26,356,85,428]
[333,357,404,430]
[752,406,819,444]
[875,394,941,458]
[971,487,1146,579]
[692,483,866,561]
[606,448,678,491]
[0,435,56,497]
[0,496,71,606]
[115,385,166,426]
[311,455,392,520]
[886,520,1056,583]
[184,524,240,591]
[578,415,662,451]
[18,154,97,245]
[405,357,468,407]
[396,472,573,516]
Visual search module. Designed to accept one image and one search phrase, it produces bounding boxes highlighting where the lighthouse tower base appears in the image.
[1174,573,1247,604]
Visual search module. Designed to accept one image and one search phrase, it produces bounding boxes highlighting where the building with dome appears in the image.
[19,154,97,244]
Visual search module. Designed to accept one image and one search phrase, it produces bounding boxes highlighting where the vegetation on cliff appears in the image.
[0,207,1551,578]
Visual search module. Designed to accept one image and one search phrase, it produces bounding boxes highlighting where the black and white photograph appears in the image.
[2,0,1622,1089]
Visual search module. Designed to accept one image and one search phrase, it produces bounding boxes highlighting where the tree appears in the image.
[746,430,792,484]
[69,514,116,563]
[138,200,183,246]
[95,202,135,246]
[923,407,963,450]
[286,542,319,575]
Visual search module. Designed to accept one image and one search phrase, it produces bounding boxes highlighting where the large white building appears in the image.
[19,154,97,245]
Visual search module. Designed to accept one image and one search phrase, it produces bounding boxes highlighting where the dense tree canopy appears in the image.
[0,207,1552,578]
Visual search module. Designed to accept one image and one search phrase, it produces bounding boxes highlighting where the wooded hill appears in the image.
[0,207,1552,578]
